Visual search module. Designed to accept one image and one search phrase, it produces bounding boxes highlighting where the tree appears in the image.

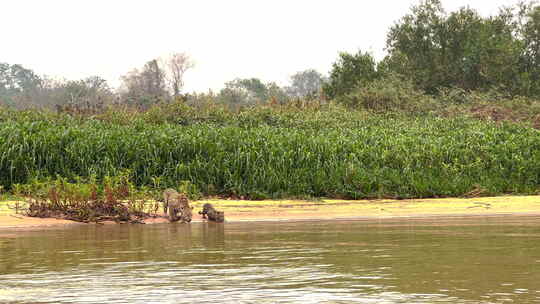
[216,78,289,105]
[266,82,289,104]
[519,3,540,95]
[54,76,113,106]
[0,63,42,105]
[140,59,167,98]
[384,0,446,93]
[120,53,195,105]
[323,51,378,99]
[120,59,169,106]
[444,6,521,90]
[219,78,269,104]
[384,0,537,95]
[286,69,325,98]
[161,53,194,97]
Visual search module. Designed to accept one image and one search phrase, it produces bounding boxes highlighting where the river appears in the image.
[1,217,539,303]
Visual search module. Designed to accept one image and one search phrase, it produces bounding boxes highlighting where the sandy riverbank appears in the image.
[1,195,540,230]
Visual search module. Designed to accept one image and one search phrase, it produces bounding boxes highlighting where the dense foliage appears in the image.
[1,1,540,201]
[1,101,539,200]
[325,0,540,99]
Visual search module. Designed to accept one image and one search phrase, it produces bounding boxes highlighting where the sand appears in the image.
[1,195,540,230]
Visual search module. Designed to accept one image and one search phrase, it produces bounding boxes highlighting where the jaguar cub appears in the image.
[199,203,225,222]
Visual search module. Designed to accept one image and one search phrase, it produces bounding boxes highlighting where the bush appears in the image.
[337,75,438,113]
[323,51,379,99]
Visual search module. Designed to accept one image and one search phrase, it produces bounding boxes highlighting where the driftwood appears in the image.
[22,198,152,224]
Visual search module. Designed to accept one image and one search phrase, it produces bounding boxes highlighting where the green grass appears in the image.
[0,103,539,199]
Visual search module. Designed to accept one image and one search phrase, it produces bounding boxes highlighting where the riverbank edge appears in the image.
[1,195,540,230]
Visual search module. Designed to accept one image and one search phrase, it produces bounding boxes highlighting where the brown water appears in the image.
[0,217,539,303]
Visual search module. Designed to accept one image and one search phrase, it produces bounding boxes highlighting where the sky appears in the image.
[1,0,524,93]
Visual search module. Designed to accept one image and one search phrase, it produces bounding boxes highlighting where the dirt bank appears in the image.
[2,195,540,230]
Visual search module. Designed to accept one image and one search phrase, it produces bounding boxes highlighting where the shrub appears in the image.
[337,75,438,113]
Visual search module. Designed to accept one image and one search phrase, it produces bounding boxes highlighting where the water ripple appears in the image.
[1,219,540,303]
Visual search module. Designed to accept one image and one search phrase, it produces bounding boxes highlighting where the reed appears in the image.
[1,103,539,199]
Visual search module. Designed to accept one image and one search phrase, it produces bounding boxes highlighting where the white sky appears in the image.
[1,0,523,93]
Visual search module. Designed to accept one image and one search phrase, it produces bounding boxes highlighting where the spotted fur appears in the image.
[199,203,225,222]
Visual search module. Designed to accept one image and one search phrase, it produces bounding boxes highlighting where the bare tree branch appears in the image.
[161,53,195,97]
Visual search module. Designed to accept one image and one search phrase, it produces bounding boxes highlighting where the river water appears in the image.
[0,217,539,303]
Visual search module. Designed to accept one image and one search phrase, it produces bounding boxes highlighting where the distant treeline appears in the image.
[0,57,325,110]
[1,0,539,111]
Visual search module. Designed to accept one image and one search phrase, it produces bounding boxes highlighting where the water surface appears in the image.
[1,217,540,303]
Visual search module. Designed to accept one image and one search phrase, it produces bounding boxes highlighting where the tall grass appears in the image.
[1,103,539,199]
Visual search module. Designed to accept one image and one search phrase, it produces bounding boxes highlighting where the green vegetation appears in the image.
[2,1,539,110]
[383,0,540,96]
[1,100,539,200]
[1,0,540,203]
[11,174,159,223]
[325,0,540,99]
